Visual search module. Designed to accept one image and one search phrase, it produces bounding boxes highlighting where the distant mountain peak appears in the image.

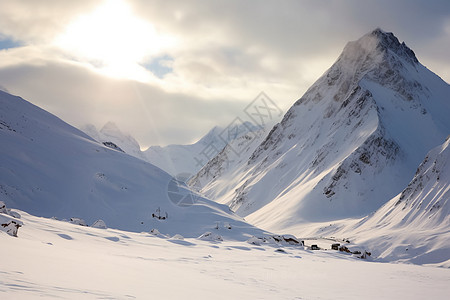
[80,122,143,158]
[100,121,122,135]
[145,121,263,176]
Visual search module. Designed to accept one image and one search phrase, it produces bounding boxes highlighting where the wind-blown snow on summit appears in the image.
[0,90,264,238]
[190,29,450,231]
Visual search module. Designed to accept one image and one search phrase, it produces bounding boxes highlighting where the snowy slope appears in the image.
[288,137,450,266]
[1,210,450,299]
[0,90,265,238]
[143,122,261,176]
[192,29,450,231]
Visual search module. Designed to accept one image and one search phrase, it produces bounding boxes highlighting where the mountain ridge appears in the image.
[294,137,450,266]
[190,29,450,229]
[82,120,262,176]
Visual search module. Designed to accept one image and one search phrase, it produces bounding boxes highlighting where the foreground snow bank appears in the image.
[0,201,22,237]
[1,211,449,300]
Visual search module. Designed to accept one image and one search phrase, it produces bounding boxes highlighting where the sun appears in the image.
[54,0,172,81]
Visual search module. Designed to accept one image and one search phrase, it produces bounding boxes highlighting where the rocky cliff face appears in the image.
[393,136,450,223]
[316,137,450,266]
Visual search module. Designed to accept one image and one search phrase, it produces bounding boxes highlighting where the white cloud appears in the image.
[0,51,248,147]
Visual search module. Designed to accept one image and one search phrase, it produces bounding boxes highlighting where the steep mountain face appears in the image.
[188,127,269,198]
[191,29,450,231]
[392,137,450,224]
[0,90,264,238]
[307,137,450,266]
[143,122,261,176]
[362,136,450,237]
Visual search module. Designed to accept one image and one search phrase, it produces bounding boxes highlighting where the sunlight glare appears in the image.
[54,0,173,81]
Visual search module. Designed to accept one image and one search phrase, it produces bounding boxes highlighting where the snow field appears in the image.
[1,211,449,300]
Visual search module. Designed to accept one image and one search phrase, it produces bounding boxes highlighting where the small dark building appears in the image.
[311,244,320,250]
[331,243,340,250]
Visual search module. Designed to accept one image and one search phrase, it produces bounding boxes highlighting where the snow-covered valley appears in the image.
[1,28,450,299]
[1,210,450,300]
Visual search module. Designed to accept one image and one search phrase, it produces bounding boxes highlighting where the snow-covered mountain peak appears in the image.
[197,126,222,146]
[369,28,418,63]
[99,121,122,136]
[198,121,261,146]
[80,122,144,159]
[252,29,426,168]
[191,29,450,227]
[342,28,418,65]
[295,29,421,109]
[98,122,139,148]
[143,121,262,176]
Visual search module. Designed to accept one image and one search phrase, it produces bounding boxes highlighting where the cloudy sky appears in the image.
[0,0,449,148]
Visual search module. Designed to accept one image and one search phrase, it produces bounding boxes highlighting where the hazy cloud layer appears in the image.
[0,0,448,147]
